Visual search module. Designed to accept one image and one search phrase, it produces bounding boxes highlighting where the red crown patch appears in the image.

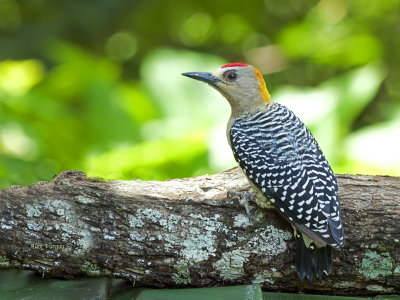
[221,62,249,69]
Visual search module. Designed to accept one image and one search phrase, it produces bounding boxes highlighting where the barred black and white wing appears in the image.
[229,103,344,249]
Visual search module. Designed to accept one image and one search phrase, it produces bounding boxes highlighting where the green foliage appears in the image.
[1,0,400,187]
[2,269,399,299]
[123,285,263,300]
[263,292,372,300]
[0,269,109,300]
[0,270,262,300]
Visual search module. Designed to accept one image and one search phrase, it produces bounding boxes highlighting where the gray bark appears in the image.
[0,168,399,296]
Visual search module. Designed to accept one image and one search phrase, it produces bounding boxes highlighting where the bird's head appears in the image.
[182,63,271,116]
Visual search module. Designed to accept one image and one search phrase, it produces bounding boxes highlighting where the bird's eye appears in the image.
[223,70,238,82]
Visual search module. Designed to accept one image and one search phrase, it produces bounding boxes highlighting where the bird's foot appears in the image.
[227,191,257,222]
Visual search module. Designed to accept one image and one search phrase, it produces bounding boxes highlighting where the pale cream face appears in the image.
[210,65,270,117]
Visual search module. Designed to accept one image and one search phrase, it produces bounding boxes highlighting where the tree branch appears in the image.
[0,168,399,295]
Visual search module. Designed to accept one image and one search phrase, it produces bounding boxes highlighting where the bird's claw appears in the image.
[227,191,256,222]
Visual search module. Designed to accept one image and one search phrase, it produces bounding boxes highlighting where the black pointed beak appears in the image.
[182,72,220,86]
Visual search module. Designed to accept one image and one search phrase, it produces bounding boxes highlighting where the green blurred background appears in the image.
[0,0,399,188]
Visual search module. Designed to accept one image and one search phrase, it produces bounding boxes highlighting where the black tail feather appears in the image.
[295,233,311,281]
[310,243,322,282]
[295,232,333,282]
[319,244,333,275]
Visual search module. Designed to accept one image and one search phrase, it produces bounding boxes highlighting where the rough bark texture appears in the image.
[0,168,399,296]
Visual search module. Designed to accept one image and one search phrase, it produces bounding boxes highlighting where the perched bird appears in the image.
[182,63,345,282]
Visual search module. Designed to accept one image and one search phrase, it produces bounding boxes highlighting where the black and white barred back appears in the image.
[229,103,345,250]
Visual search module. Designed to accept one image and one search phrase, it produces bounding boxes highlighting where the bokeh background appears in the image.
[1,0,399,188]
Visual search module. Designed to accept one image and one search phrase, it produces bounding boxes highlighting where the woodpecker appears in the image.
[182,62,345,282]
